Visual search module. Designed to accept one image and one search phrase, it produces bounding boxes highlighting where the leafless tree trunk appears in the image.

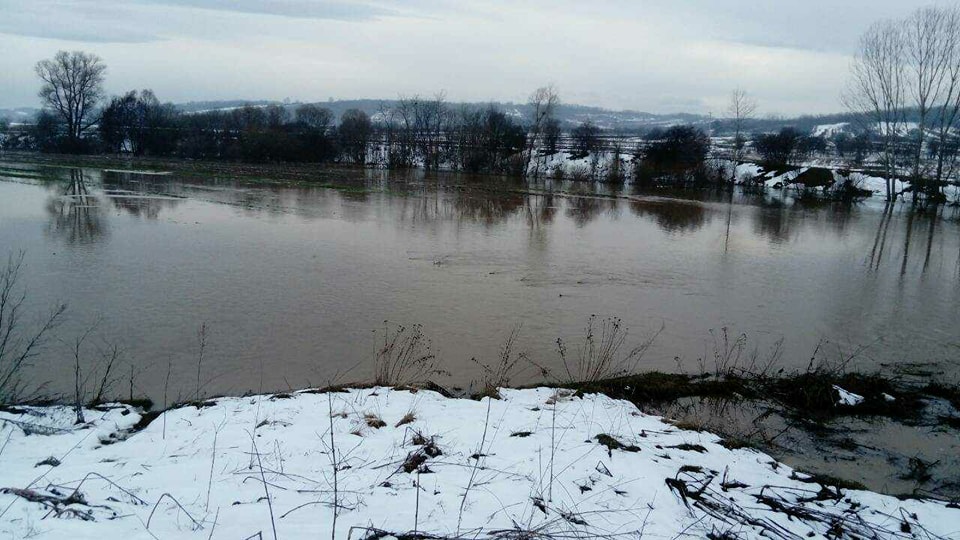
[389,96,417,169]
[412,92,446,170]
[844,20,907,202]
[903,7,953,199]
[930,8,960,196]
[726,88,757,185]
[525,86,560,179]
[35,51,106,146]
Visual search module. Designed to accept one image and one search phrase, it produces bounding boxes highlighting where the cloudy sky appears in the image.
[0,0,934,115]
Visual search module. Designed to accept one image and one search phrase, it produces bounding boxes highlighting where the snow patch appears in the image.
[0,388,955,539]
[833,385,865,406]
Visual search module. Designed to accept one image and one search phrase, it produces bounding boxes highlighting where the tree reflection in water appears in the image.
[107,191,184,220]
[45,169,106,244]
[524,193,556,230]
[101,171,184,220]
[628,198,708,234]
[453,192,525,226]
[565,195,603,227]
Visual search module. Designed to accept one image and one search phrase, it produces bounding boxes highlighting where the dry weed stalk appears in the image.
[69,322,122,423]
[557,316,661,384]
[195,322,207,402]
[374,322,442,386]
[472,325,527,398]
[457,396,492,535]
[326,392,340,540]
[705,327,783,379]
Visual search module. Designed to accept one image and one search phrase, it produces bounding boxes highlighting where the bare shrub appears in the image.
[680,327,784,380]
[69,321,125,423]
[373,322,442,386]
[709,327,748,377]
[567,164,591,182]
[0,251,67,405]
[89,343,122,405]
[556,315,662,383]
[471,324,527,398]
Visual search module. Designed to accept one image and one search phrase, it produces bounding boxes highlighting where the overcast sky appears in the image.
[0,0,936,115]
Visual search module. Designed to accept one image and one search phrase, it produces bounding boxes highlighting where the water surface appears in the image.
[1,162,958,403]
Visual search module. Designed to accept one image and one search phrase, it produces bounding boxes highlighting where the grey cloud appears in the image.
[0,0,940,114]
[0,26,160,44]
[619,0,935,55]
[0,0,399,45]
[137,0,397,21]
[0,1,164,43]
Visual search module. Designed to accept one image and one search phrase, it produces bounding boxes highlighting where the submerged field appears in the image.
[1,156,958,402]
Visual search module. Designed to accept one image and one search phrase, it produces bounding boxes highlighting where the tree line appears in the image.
[6,5,960,202]
[0,52,745,188]
[845,4,960,202]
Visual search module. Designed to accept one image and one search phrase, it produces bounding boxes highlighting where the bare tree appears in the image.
[903,7,953,196]
[0,252,67,405]
[414,92,447,170]
[927,7,960,196]
[844,20,907,202]
[726,88,758,184]
[35,51,106,148]
[524,86,560,179]
[294,104,334,134]
[387,96,417,168]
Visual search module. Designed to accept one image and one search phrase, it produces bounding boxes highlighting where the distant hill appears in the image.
[0,107,39,125]
[172,99,715,132]
[0,100,934,136]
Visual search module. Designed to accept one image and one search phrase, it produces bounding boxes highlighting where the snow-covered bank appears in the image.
[1,388,957,539]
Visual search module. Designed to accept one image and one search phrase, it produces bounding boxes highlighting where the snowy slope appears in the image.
[1,388,957,539]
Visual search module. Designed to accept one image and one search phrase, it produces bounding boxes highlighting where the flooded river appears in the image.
[1,161,958,403]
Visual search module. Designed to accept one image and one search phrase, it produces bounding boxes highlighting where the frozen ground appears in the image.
[1,388,957,539]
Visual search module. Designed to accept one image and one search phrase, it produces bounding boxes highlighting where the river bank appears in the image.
[2,386,959,539]
[0,150,515,190]
[0,150,932,199]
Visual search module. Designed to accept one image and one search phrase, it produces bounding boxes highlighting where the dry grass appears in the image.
[363,413,386,429]
[402,430,442,473]
[556,315,662,384]
[472,325,527,399]
[705,327,783,379]
[374,322,444,386]
[395,412,416,427]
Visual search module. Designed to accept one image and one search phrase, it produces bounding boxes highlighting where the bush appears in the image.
[338,109,372,164]
[753,128,802,167]
[635,125,711,186]
[570,120,602,159]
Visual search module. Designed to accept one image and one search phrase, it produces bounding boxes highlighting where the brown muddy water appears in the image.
[1,161,959,405]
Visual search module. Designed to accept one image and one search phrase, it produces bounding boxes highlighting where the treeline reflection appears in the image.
[34,167,960,276]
